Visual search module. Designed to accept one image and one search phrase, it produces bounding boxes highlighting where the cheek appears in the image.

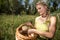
[42,8,46,12]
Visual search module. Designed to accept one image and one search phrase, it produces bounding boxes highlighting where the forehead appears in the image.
[36,4,42,7]
[36,5,44,8]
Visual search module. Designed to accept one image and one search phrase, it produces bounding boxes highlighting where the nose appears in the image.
[38,9,41,13]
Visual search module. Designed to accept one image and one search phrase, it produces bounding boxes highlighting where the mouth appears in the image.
[39,13,43,15]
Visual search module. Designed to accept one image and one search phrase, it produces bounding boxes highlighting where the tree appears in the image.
[24,0,30,15]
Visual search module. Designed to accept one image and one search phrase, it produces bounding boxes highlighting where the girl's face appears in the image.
[36,5,47,15]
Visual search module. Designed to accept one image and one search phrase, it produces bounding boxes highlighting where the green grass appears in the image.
[0,14,60,40]
[0,14,37,40]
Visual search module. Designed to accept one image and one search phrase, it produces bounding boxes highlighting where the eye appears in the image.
[38,8,41,9]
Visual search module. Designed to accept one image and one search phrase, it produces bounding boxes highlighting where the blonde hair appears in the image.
[36,1,50,15]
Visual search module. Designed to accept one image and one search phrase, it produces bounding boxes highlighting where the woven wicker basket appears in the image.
[15,23,37,40]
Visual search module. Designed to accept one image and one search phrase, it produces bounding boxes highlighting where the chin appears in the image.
[40,13,45,15]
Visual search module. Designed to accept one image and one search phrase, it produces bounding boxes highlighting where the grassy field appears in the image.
[0,14,60,40]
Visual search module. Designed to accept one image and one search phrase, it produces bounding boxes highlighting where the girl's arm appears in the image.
[28,16,56,38]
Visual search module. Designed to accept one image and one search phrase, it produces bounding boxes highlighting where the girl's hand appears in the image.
[28,33,35,38]
[25,22,33,26]
[28,29,36,34]
[28,29,37,39]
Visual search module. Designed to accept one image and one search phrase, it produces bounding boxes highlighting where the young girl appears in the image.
[28,1,56,40]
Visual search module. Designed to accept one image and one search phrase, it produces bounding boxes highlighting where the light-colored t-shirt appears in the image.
[35,16,50,38]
